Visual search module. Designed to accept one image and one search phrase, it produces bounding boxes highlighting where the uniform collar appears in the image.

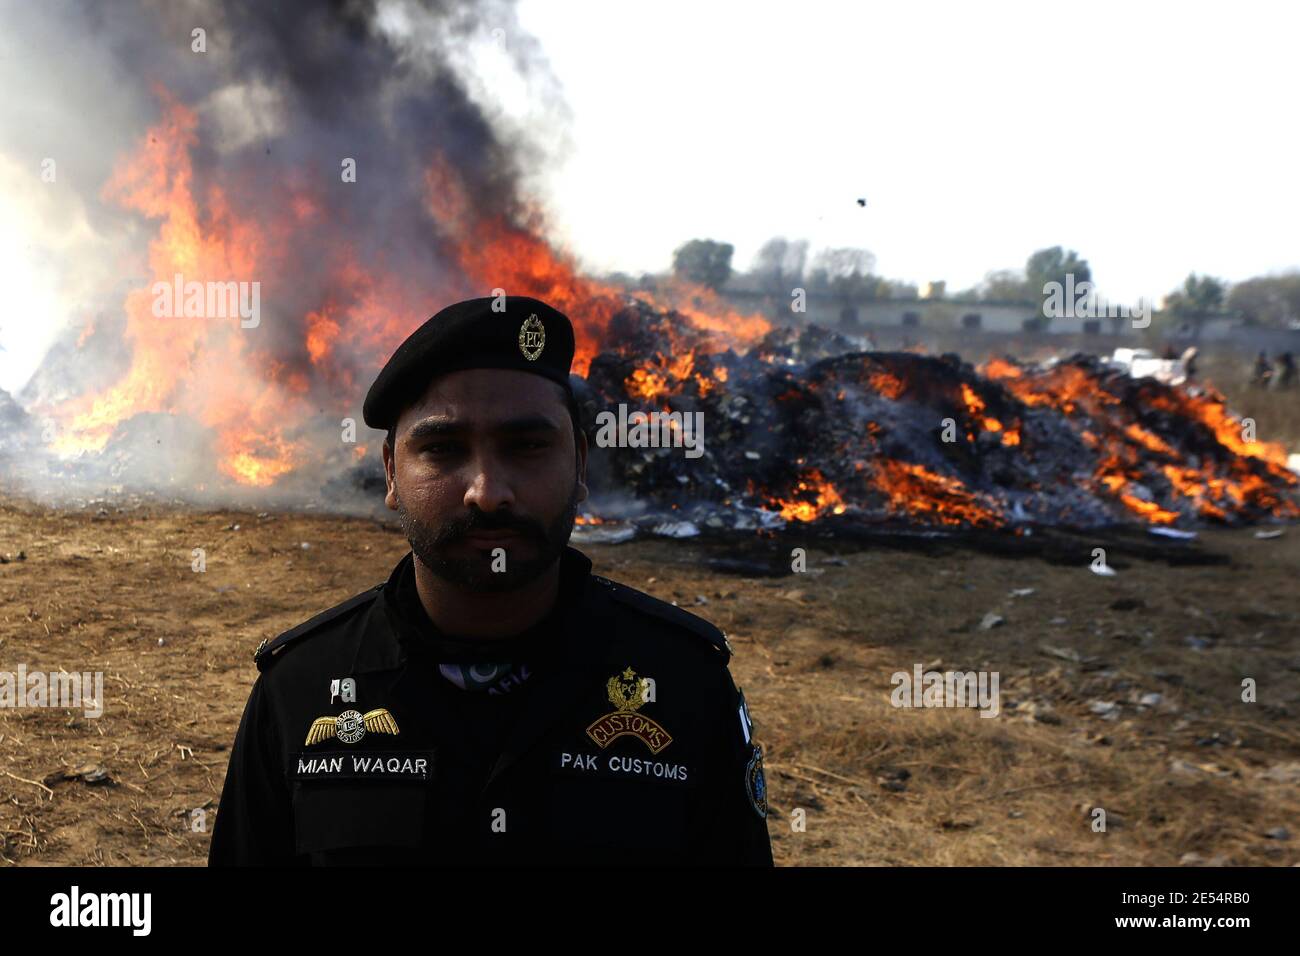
[350,545,593,676]
[348,544,611,793]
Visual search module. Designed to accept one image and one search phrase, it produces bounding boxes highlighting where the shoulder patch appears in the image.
[591,574,732,661]
[745,743,768,819]
[253,585,383,671]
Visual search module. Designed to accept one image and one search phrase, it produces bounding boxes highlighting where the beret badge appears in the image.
[518,313,546,361]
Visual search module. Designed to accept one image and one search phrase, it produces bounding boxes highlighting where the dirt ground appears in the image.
[1,494,1297,866]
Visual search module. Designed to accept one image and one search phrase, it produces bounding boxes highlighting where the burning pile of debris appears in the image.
[574,299,1299,537]
[6,1,1294,535]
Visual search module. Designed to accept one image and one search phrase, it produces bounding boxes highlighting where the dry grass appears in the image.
[628,532,1300,867]
[1197,355,1300,450]
[0,496,1297,866]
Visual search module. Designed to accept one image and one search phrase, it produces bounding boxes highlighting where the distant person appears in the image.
[1275,351,1296,390]
[1251,351,1273,389]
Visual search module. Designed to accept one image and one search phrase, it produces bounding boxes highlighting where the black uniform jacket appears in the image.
[208,546,774,866]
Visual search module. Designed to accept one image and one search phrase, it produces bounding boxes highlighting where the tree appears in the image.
[810,247,876,281]
[672,239,734,291]
[979,268,1031,302]
[807,247,878,303]
[751,237,809,296]
[1227,272,1300,328]
[875,278,919,300]
[1163,273,1227,338]
[1025,246,1091,301]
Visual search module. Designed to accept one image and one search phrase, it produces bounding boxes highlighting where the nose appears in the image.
[462,454,516,513]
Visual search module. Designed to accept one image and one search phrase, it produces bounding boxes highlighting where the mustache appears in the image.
[432,508,547,546]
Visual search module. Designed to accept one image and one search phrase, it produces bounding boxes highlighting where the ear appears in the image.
[382,434,399,511]
[575,426,589,505]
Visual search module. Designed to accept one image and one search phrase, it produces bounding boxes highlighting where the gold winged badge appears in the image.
[304,708,400,746]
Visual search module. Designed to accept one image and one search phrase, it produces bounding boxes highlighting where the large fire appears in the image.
[47,96,294,486]
[30,91,1300,532]
[983,357,1297,525]
[41,95,771,488]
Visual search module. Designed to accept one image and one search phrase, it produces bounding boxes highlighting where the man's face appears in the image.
[382,369,588,592]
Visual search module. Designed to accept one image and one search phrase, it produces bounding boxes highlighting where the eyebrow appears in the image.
[405,415,562,442]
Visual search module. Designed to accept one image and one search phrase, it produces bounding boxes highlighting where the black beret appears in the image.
[363,295,576,430]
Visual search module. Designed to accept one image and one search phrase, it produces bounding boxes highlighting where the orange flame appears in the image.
[44,91,774,488]
[772,469,848,522]
[983,357,1297,523]
[45,93,309,486]
[870,460,1004,528]
[960,382,1020,446]
[423,154,770,379]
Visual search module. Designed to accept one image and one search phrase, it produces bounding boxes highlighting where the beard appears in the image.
[394,483,579,593]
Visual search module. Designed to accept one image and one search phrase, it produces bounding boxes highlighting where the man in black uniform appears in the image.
[208,295,773,865]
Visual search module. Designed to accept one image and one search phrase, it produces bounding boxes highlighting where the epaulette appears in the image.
[590,574,733,661]
[252,586,383,671]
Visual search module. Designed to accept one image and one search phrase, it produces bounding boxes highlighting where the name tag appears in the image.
[553,750,693,789]
[293,750,436,781]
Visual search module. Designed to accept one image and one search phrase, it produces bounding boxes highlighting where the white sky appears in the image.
[3,0,1298,395]
[513,0,1300,302]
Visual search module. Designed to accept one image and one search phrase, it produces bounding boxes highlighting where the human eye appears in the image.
[421,440,465,457]
[512,436,553,453]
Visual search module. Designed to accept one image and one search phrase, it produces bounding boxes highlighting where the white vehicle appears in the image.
[1105,346,1196,385]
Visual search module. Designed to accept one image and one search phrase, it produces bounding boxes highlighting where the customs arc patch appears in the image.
[586,666,673,754]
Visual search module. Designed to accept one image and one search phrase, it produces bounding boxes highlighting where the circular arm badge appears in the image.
[745,743,768,819]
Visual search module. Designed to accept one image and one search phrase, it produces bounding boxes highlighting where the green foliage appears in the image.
[751,237,809,295]
[1226,272,1300,328]
[979,268,1031,302]
[1025,246,1091,300]
[1164,273,1227,332]
[671,239,735,291]
[950,247,1090,304]
[1185,274,1225,311]
[807,247,879,302]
